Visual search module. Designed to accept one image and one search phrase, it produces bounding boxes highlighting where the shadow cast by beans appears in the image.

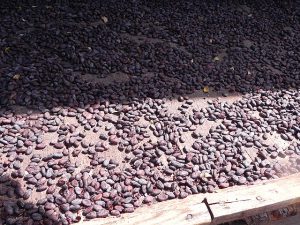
[0,174,61,225]
[0,0,299,116]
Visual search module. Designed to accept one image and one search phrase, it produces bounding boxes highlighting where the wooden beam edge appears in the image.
[207,173,300,224]
[78,173,300,225]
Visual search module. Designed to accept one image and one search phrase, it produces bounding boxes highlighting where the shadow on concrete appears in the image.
[0,174,61,224]
[0,0,299,116]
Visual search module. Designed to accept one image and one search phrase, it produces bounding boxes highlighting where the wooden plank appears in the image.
[79,194,211,225]
[269,214,300,225]
[245,202,300,225]
[79,173,300,225]
[207,173,300,224]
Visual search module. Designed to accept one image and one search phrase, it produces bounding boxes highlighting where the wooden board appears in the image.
[270,214,300,225]
[245,202,300,225]
[80,194,211,225]
[80,173,300,225]
[207,173,300,224]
